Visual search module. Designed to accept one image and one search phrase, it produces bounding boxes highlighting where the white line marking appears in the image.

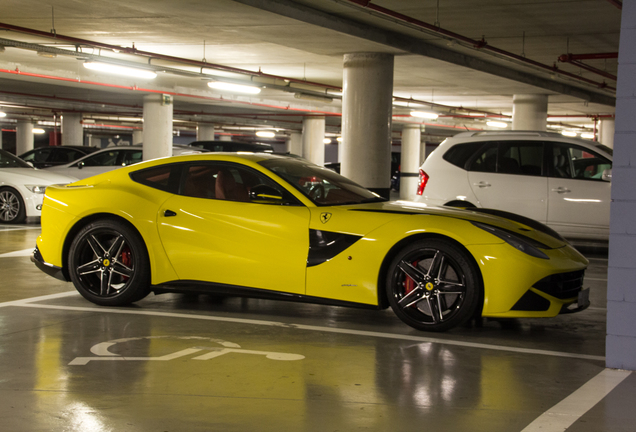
[521,369,631,432]
[0,248,35,258]
[0,291,79,308]
[13,302,605,362]
[585,277,607,282]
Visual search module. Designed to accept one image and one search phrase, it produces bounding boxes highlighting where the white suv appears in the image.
[415,131,613,241]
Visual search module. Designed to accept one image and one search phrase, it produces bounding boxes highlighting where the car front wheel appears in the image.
[0,187,26,224]
[386,238,481,332]
[68,219,150,306]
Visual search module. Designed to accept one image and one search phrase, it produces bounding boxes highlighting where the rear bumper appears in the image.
[31,246,68,282]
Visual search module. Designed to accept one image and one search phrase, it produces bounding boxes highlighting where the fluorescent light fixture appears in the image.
[561,130,578,137]
[37,51,57,58]
[33,128,46,134]
[208,81,261,94]
[580,132,595,139]
[0,111,6,117]
[83,62,157,79]
[256,131,275,138]
[323,138,332,144]
[486,121,508,128]
[410,111,439,120]
[337,137,343,142]
[294,93,333,103]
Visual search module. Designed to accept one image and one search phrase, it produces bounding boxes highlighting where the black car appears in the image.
[188,140,274,153]
[325,152,402,191]
[19,145,99,169]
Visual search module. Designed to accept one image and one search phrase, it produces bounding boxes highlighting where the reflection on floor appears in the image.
[0,223,632,432]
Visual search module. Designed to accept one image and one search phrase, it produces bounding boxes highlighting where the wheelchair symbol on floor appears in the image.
[69,336,305,365]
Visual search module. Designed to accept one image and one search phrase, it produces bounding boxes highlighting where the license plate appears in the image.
[578,288,590,308]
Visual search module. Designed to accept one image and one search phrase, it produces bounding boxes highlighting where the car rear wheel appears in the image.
[68,220,150,306]
[0,187,26,224]
[386,238,481,332]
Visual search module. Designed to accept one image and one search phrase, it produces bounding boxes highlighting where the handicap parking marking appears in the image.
[68,335,305,365]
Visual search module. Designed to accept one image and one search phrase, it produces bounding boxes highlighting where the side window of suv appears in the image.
[499,141,543,176]
[550,143,611,181]
[467,142,498,173]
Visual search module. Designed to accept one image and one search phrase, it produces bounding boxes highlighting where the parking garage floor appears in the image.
[0,223,633,432]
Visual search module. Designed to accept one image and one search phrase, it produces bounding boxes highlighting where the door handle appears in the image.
[473,181,491,188]
[164,209,177,217]
[551,187,571,194]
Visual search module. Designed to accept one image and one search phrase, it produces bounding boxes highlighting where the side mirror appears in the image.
[249,184,284,204]
[602,168,612,182]
[77,161,85,170]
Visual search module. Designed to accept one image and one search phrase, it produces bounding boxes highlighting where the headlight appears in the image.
[472,221,549,260]
[25,185,47,194]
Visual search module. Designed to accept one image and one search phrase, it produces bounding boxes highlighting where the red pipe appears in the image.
[343,0,615,90]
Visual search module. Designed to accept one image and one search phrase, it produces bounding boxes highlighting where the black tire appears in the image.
[68,219,150,306]
[386,238,481,332]
[0,187,26,224]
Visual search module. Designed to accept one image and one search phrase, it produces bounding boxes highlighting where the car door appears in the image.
[546,142,611,239]
[156,161,310,294]
[467,141,548,223]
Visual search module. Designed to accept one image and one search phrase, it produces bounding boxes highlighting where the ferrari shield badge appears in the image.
[320,212,332,224]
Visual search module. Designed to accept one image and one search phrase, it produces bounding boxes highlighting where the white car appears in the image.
[45,145,204,180]
[415,131,613,241]
[0,149,78,223]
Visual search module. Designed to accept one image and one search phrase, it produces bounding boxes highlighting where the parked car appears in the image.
[188,140,274,153]
[19,145,99,168]
[45,145,203,180]
[0,149,77,223]
[33,153,589,332]
[415,131,613,241]
[325,152,401,191]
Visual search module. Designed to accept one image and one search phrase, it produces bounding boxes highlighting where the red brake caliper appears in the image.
[121,247,132,281]
[403,260,418,297]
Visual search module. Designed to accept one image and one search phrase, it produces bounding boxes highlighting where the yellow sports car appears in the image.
[32,153,589,332]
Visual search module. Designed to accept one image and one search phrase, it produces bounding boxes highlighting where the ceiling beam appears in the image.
[232,0,616,107]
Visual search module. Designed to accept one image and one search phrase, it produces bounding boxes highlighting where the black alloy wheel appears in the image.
[68,220,150,306]
[0,187,26,224]
[386,239,481,332]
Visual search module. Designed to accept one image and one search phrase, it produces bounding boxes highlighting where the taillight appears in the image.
[417,169,429,195]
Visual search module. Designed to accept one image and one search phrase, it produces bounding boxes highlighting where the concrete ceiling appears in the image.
[0,0,621,144]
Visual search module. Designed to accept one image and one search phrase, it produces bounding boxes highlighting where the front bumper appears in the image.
[31,246,68,282]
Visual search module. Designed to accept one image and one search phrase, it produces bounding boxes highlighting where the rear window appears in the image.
[443,142,485,169]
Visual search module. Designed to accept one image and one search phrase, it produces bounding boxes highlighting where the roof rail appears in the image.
[453,130,565,138]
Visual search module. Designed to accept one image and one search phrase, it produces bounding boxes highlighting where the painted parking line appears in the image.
[0,248,35,258]
[0,291,79,308]
[521,368,632,432]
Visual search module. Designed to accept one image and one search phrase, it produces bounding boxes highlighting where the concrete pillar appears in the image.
[16,121,34,155]
[341,52,394,199]
[287,131,302,156]
[606,0,636,371]
[302,117,325,165]
[219,133,232,142]
[132,130,143,145]
[512,94,548,131]
[142,94,173,161]
[400,124,422,201]
[197,124,216,141]
[61,113,83,146]
[599,119,615,148]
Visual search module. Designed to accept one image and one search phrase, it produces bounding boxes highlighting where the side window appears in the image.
[551,143,612,181]
[80,151,120,167]
[50,149,80,163]
[499,141,543,176]
[468,142,498,173]
[130,164,179,193]
[27,149,52,163]
[181,162,297,204]
[121,150,143,166]
[443,142,486,169]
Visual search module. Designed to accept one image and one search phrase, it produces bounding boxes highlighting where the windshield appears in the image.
[260,158,386,206]
[0,149,32,168]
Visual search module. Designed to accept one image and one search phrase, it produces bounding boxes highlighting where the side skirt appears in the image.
[152,280,385,310]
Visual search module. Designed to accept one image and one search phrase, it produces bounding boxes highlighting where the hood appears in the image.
[346,200,567,249]
[0,168,78,184]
